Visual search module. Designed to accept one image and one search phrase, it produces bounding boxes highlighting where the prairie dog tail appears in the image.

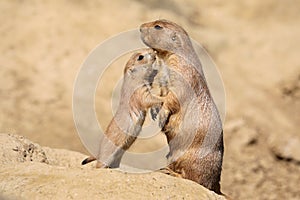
[81,156,96,165]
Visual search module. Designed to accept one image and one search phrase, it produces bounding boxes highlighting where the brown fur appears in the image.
[140,19,224,194]
[81,48,163,168]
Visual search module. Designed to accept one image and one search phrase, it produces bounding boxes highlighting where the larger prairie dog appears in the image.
[82,48,163,168]
[140,19,224,194]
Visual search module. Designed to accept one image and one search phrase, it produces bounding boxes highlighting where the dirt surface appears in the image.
[0,0,300,199]
[0,134,225,200]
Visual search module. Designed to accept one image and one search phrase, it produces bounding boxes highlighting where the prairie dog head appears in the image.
[140,19,191,53]
[124,48,158,85]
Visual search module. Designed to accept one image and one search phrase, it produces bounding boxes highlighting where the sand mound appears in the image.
[0,133,225,200]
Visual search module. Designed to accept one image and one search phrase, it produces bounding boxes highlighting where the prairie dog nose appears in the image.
[144,49,156,61]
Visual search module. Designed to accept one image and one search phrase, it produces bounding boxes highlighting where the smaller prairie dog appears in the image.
[82,48,163,168]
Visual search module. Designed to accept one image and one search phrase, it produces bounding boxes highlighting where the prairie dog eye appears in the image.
[137,55,144,61]
[154,25,163,30]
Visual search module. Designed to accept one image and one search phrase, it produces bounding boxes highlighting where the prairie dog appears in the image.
[82,48,163,168]
[140,19,224,194]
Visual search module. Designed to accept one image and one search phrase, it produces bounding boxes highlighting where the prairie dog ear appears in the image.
[171,32,183,48]
[171,32,177,41]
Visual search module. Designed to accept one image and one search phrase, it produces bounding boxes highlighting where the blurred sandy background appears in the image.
[1,0,299,199]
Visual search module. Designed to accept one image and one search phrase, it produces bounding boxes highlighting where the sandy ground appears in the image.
[0,0,300,199]
[0,134,225,200]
